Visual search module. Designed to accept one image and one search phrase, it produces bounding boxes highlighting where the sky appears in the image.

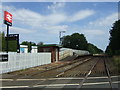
[1,2,119,51]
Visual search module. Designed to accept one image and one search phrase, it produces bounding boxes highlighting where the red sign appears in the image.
[4,11,12,26]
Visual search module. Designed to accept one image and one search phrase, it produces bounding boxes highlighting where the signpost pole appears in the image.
[4,11,20,53]
[17,34,20,53]
[6,25,9,53]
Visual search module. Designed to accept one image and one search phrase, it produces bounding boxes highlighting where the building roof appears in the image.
[38,44,62,48]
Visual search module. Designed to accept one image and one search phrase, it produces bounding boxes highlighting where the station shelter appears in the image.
[38,44,61,62]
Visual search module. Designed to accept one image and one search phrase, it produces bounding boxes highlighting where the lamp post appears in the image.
[59,31,66,45]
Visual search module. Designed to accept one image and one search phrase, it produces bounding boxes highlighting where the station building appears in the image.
[38,44,61,62]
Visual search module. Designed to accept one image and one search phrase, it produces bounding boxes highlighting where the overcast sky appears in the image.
[1,2,119,51]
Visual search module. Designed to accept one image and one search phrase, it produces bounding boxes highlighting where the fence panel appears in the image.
[0,53,51,74]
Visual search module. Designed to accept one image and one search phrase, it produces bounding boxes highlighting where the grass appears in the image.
[7,68,29,74]
[112,56,120,72]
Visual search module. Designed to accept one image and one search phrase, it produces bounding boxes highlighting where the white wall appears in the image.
[0,53,51,74]
[59,48,90,60]
[31,46,38,53]
[59,48,73,60]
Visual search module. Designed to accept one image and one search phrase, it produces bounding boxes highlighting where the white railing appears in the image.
[0,53,51,74]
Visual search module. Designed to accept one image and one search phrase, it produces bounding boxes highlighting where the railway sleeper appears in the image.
[76,72,82,76]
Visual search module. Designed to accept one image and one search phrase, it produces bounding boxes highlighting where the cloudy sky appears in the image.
[1,2,119,51]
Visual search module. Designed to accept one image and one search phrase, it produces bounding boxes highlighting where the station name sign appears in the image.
[4,11,12,26]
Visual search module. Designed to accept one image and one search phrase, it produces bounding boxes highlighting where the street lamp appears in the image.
[59,31,66,45]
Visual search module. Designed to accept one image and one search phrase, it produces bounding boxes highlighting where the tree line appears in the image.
[0,31,103,54]
[62,33,103,54]
[105,20,120,55]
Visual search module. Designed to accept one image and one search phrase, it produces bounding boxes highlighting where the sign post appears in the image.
[4,11,12,53]
[6,25,9,53]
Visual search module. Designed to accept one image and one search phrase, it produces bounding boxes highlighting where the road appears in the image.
[1,76,119,89]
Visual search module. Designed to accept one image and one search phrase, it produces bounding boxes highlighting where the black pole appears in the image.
[30,41,32,53]
[6,25,9,53]
[17,34,20,53]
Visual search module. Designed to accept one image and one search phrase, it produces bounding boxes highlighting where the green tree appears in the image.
[105,20,120,55]
[105,45,113,55]
[37,42,44,46]
[62,33,88,50]
[87,43,103,54]
[2,32,6,51]
[0,32,6,51]
[0,32,17,52]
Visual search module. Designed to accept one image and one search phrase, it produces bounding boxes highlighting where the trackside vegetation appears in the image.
[112,56,120,72]
[105,20,120,70]
[105,20,120,55]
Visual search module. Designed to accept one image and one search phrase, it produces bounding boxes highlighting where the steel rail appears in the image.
[56,58,92,77]
[5,56,79,79]
[18,56,91,79]
[76,58,99,89]
[29,57,90,76]
[104,57,113,90]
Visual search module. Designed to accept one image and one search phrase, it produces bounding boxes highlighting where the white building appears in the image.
[31,46,38,53]
[20,45,28,53]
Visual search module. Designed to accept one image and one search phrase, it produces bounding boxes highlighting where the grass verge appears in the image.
[112,56,120,72]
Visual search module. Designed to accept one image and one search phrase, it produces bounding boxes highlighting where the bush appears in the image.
[112,56,120,71]
[115,50,120,55]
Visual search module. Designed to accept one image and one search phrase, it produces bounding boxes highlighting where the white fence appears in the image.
[0,53,51,74]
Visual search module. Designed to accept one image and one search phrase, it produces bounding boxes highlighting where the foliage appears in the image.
[112,56,120,71]
[21,41,36,52]
[105,20,120,55]
[87,43,103,54]
[113,56,120,66]
[105,45,113,55]
[62,33,88,50]
[37,42,44,46]
[0,32,17,52]
[62,33,103,54]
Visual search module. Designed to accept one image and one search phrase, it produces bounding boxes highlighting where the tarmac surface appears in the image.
[0,76,119,89]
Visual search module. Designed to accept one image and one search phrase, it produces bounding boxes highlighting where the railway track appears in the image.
[57,57,98,77]
[28,57,92,79]
[1,56,118,89]
[2,56,92,79]
[55,56,114,89]
[76,56,114,89]
[104,56,113,89]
